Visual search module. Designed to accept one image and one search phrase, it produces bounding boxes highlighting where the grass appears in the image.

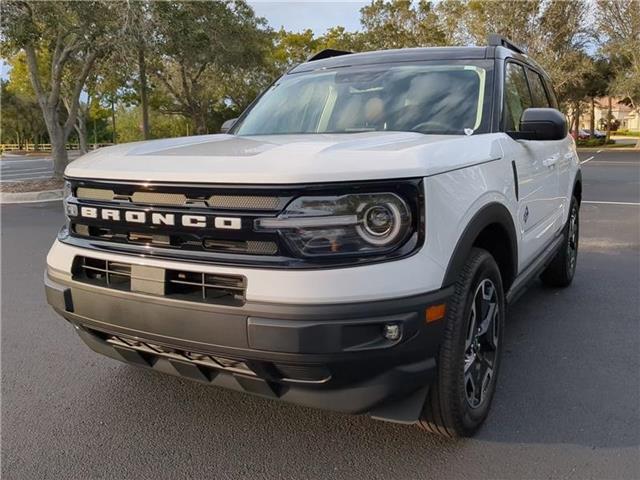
[576,138,614,147]
[612,130,640,138]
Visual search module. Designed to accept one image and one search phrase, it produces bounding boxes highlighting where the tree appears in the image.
[149,1,272,134]
[1,80,48,148]
[359,0,448,49]
[451,0,592,108]
[319,26,365,52]
[272,28,319,72]
[118,1,155,139]
[597,0,640,112]
[583,58,613,135]
[1,1,121,175]
[271,27,365,75]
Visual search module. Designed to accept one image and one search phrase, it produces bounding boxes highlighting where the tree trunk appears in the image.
[194,109,208,135]
[138,46,150,139]
[111,100,117,144]
[93,118,98,150]
[23,42,97,176]
[590,98,595,136]
[574,102,580,134]
[50,127,69,177]
[75,119,89,154]
[606,96,612,142]
[65,98,89,154]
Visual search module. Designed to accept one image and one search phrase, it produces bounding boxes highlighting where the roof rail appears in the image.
[307,49,352,62]
[487,34,525,54]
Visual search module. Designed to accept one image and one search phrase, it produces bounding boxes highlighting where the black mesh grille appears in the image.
[72,256,246,306]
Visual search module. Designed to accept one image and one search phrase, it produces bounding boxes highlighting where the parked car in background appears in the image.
[576,129,606,140]
[579,129,590,139]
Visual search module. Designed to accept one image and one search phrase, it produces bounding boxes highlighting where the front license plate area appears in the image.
[131,265,166,296]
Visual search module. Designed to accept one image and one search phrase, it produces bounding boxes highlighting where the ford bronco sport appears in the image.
[45,35,581,437]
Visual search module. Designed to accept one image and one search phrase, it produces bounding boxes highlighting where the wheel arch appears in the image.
[573,169,582,205]
[442,203,518,290]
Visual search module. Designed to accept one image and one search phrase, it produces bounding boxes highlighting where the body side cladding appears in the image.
[442,203,518,288]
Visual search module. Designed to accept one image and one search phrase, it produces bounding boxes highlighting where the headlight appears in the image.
[255,193,412,257]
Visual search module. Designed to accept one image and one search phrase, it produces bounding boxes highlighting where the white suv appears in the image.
[45,35,581,437]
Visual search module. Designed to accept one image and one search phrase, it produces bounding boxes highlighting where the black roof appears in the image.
[291,46,493,73]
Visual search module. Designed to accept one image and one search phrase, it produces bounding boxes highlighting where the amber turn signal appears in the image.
[425,304,446,323]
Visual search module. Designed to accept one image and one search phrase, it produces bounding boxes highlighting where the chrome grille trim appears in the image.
[130,191,187,206]
[207,195,282,210]
[74,186,282,211]
[76,187,115,201]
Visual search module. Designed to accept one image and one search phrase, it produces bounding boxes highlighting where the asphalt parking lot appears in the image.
[0,156,54,183]
[2,150,639,479]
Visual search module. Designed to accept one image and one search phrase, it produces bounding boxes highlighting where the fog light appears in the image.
[383,323,401,341]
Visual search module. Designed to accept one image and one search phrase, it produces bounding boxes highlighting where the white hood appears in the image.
[65,132,504,184]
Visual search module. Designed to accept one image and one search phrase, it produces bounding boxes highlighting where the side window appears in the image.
[546,81,559,109]
[527,69,551,108]
[504,63,532,131]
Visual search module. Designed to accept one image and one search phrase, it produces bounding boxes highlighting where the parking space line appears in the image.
[597,149,603,153]
[586,161,640,165]
[0,158,51,163]
[1,168,53,174]
[583,200,640,206]
[580,156,595,165]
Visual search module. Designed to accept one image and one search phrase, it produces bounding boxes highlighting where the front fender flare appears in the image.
[442,203,518,287]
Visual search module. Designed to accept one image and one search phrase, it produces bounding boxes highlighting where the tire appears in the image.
[418,248,505,438]
[540,196,579,288]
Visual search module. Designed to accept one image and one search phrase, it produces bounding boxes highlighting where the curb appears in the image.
[0,189,63,204]
[576,147,640,152]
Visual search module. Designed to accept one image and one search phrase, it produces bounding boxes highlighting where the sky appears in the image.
[249,0,367,34]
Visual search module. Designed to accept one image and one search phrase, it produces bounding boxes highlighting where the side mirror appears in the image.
[220,118,238,134]
[508,108,568,141]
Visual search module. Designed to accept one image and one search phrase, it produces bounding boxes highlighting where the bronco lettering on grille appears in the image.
[75,206,241,230]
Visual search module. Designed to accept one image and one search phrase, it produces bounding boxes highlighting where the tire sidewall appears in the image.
[566,198,579,278]
[451,253,505,431]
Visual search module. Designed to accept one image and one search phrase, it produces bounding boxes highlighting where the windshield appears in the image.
[234,63,490,136]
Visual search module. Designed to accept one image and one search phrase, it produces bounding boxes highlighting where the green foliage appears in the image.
[360,0,448,49]
[597,0,640,111]
[614,130,640,137]
[1,1,122,173]
[114,106,191,143]
[576,138,615,147]
[455,0,592,106]
[1,0,637,149]
[0,80,48,145]
[272,28,319,71]
[149,1,272,134]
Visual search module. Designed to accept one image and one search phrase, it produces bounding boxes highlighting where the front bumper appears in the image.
[45,269,451,417]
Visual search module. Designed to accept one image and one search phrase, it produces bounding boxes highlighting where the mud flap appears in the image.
[369,385,430,424]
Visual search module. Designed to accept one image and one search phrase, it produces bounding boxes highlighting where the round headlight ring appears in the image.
[363,204,394,237]
[357,200,404,246]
